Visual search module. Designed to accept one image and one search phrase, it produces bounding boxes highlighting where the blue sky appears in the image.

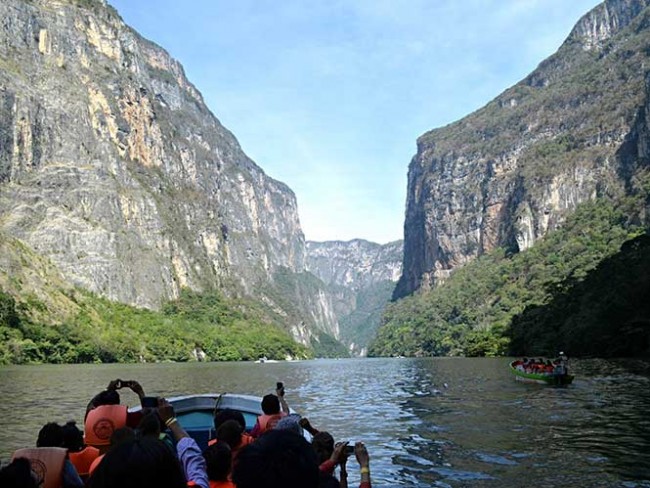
[108,0,601,244]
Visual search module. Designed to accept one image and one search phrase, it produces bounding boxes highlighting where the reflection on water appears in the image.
[1,358,649,487]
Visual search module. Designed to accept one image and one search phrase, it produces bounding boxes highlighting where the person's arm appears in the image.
[339,454,349,488]
[299,417,320,436]
[62,459,84,488]
[354,442,371,488]
[276,386,289,414]
[250,418,262,438]
[125,380,146,402]
[158,398,209,488]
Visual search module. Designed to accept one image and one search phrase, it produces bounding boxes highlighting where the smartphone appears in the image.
[345,445,355,454]
[276,382,284,390]
[141,396,159,408]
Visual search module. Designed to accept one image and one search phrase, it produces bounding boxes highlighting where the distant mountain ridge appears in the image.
[306,239,402,355]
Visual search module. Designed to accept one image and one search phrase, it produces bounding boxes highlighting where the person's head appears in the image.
[311,431,335,464]
[62,420,85,452]
[137,412,162,439]
[90,390,121,409]
[37,422,64,447]
[233,430,319,488]
[261,394,281,415]
[274,414,303,436]
[216,419,243,449]
[214,408,247,432]
[88,437,186,488]
[110,427,136,447]
[203,442,232,482]
[0,457,40,488]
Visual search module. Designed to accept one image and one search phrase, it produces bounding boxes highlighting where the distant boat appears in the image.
[255,356,278,363]
[509,359,574,386]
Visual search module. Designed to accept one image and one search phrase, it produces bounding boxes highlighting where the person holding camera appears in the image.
[250,382,290,438]
[84,379,147,452]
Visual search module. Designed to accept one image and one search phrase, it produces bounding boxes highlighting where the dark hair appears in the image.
[233,430,319,488]
[203,442,232,482]
[37,422,64,447]
[91,390,121,408]
[62,420,85,452]
[311,431,335,464]
[261,394,280,415]
[0,457,39,488]
[137,412,162,439]
[214,408,246,431]
[88,437,186,488]
[110,427,137,447]
[216,419,243,449]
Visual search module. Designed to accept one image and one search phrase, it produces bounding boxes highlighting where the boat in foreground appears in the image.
[130,393,303,450]
[509,360,574,385]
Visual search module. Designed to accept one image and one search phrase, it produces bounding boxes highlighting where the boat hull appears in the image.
[509,361,574,385]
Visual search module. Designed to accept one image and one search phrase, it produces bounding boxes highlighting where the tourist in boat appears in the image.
[203,442,235,488]
[232,429,320,488]
[0,457,40,488]
[312,432,350,488]
[87,436,190,488]
[210,408,255,458]
[84,379,147,452]
[250,383,289,438]
[88,427,137,477]
[62,420,100,481]
[156,397,210,488]
[36,421,84,488]
[299,417,373,488]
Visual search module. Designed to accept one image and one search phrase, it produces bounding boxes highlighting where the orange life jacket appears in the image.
[208,433,254,457]
[12,447,67,488]
[69,446,100,477]
[84,404,128,447]
[88,453,104,476]
[256,413,286,434]
[209,480,236,488]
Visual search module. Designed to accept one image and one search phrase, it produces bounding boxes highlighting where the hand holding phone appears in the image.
[276,382,285,397]
[141,396,159,408]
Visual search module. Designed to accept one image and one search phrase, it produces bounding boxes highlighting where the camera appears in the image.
[345,445,355,454]
[141,396,159,408]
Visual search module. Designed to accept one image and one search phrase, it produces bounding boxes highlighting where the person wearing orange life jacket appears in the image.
[84,379,147,453]
[203,442,236,488]
[250,382,289,438]
[208,409,254,457]
[30,421,84,488]
[62,420,99,480]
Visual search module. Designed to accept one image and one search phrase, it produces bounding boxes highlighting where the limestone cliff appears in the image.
[0,0,337,346]
[395,0,650,299]
[306,239,403,355]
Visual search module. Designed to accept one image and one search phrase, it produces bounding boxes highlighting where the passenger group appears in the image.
[0,380,372,488]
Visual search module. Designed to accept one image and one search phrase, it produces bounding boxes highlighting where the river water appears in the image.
[1,357,649,487]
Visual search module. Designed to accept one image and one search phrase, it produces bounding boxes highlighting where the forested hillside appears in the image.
[370,197,647,358]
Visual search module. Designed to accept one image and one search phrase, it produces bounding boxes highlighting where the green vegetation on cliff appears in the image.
[369,198,646,358]
[0,288,310,364]
[508,234,650,357]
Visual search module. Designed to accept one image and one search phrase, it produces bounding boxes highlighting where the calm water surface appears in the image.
[1,358,649,487]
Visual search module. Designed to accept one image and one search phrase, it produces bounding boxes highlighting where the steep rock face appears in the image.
[0,0,336,343]
[307,240,403,290]
[396,0,650,299]
[306,239,403,355]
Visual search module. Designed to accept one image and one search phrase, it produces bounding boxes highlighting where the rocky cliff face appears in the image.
[0,0,338,345]
[395,0,650,299]
[306,239,402,355]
